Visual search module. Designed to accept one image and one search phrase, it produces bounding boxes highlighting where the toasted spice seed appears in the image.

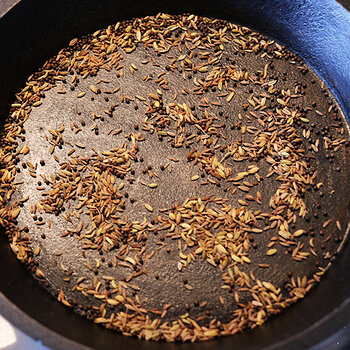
[294,230,306,237]
[34,246,41,256]
[226,91,235,102]
[76,143,86,148]
[90,85,98,94]
[336,221,342,230]
[266,249,277,256]
[0,12,347,344]
[144,203,153,212]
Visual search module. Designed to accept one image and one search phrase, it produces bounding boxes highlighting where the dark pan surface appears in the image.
[6,20,350,330]
[0,1,350,350]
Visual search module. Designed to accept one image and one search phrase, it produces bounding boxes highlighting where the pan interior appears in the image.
[0,1,350,350]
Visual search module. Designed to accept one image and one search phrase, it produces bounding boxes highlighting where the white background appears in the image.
[0,314,48,350]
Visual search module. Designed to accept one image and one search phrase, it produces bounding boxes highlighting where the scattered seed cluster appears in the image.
[0,13,349,342]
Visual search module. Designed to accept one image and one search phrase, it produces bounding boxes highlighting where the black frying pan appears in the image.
[0,1,350,349]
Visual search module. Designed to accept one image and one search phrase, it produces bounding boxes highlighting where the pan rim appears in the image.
[0,0,349,349]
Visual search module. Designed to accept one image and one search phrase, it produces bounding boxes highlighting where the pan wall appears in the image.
[0,1,349,350]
